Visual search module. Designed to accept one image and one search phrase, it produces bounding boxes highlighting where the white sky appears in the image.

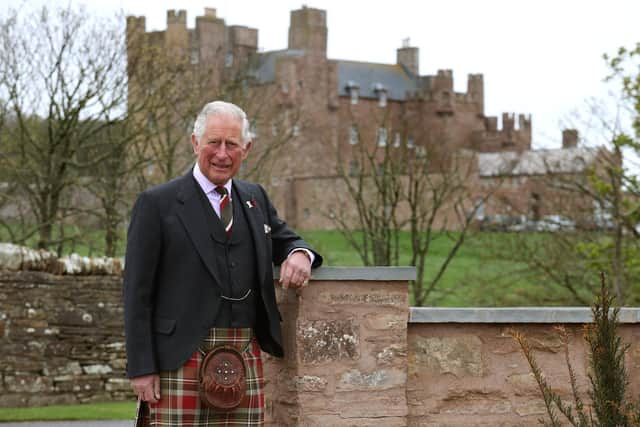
[5,0,640,149]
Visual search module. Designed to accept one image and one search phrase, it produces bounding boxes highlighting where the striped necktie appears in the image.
[215,186,233,236]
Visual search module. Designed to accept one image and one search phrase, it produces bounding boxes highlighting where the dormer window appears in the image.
[346,80,360,105]
[373,82,387,107]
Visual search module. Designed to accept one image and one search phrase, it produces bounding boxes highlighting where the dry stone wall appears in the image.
[0,270,130,407]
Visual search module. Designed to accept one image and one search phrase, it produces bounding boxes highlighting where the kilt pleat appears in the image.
[134,327,264,426]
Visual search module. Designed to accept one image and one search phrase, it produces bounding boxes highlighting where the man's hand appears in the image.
[131,373,161,403]
[280,251,312,289]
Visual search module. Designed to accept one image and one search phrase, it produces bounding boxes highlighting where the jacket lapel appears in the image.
[175,173,226,292]
[233,181,268,286]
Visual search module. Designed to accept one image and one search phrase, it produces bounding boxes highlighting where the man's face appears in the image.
[191,114,251,186]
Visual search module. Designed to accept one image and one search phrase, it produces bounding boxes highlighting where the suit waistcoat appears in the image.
[197,183,259,328]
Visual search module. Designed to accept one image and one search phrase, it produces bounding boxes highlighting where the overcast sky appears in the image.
[7,0,640,149]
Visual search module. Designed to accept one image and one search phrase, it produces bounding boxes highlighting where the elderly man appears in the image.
[124,100,322,426]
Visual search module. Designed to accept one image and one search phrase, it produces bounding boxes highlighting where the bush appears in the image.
[510,273,640,426]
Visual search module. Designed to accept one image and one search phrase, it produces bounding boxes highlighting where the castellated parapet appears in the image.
[472,113,532,152]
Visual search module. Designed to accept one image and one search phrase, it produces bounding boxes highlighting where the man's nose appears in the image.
[215,142,229,156]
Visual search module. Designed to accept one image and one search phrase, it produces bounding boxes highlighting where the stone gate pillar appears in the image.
[264,267,415,426]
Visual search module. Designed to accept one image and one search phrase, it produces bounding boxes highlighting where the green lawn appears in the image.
[0,401,135,421]
[0,225,582,306]
[302,229,551,306]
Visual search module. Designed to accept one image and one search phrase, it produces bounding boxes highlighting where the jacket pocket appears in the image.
[153,316,176,335]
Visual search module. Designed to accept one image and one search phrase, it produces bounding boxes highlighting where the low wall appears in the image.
[1,260,640,426]
[407,308,640,426]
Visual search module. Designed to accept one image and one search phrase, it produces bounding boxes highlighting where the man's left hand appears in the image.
[280,251,311,289]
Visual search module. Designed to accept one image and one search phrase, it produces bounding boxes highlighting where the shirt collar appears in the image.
[193,163,232,197]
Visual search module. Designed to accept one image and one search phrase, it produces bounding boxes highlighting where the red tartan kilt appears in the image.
[135,328,264,426]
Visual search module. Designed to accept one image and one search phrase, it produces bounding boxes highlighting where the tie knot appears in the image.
[215,186,228,197]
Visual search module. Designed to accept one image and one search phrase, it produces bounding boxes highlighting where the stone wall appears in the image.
[0,270,129,407]
[2,261,640,426]
[407,308,640,426]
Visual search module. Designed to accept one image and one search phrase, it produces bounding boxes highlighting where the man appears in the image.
[124,100,322,426]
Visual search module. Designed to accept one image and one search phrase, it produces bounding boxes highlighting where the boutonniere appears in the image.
[264,224,271,234]
[246,196,257,209]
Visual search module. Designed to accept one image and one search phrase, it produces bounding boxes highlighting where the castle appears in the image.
[126,6,596,229]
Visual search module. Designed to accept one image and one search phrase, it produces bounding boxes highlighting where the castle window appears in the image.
[349,160,360,177]
[271,123,278,136]
[393,133,401,148]
[407,137,415,149]
[349,125,359,145]
[225,52,234,67]
[190,48,199,65]
[377,127,387,147]
[292,124,300,137]
[281,82,289,93]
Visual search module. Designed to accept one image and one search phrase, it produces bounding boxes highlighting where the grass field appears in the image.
[1,225,576,306]
[302,229,559,306]
[0,401,135,421]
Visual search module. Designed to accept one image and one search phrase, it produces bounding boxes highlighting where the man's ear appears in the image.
[241,141,252,160]
[191,133,199,154]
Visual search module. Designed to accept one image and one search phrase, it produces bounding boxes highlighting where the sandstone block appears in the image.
[298,319,358,364]
[410,335,484,377]
[337,368,406,391]
[294,375,328,392]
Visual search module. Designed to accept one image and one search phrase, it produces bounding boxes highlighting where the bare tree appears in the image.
[126,33,300,189]
[0,5,132,252]
[331,109,494,306]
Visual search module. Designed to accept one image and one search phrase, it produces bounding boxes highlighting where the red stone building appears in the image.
[126,6,593,230]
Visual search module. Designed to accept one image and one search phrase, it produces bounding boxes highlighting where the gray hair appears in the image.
[192,101,251,146]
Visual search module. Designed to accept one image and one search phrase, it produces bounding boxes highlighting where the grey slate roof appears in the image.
[337,60,418,101]
[251,49,305,84]
[252,49,418,101]
[478,147,600,177]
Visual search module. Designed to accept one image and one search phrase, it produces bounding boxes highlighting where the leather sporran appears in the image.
[199,346,247,411]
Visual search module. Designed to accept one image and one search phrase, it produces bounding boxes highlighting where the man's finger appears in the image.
[153,375,161,400]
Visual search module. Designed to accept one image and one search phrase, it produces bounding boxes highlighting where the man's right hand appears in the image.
[131,373,161,403]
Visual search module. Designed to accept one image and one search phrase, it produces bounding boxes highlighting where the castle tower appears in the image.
[288,6,327,58]
[467,74,484,115]
[165,9,188,57]
[562,129,578,148]
[397,39,419,76]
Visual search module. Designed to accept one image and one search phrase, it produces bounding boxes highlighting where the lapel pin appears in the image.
[246,196,257,209]
[264,224,271,234]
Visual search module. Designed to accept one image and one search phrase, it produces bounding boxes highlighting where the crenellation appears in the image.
[125,16,146,35]
[502,112,515,131]
[518,113,532,130]
[432,69,454,92]
[166,9,187,27]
